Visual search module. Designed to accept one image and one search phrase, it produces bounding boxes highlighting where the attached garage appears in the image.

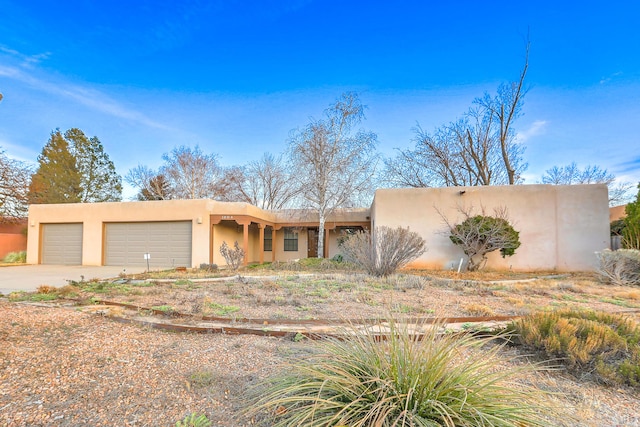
[104,221,192,268]
[41,223,83,265]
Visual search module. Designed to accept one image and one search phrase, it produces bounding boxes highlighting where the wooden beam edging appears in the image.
[103,314,513,341]
[91,299,520,326]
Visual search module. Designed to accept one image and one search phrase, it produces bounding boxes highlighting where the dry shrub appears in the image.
[36,285,57,294]
[595,249,640,286]
[219,241,245,271]
[57,285,80,297]
[463,303,496,317]
[339,226,426,277]
[510,309,640,388]
[614,290,640,300]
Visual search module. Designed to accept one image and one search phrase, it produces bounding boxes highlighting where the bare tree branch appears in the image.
[288,92,379,258]
[0,149,32,222]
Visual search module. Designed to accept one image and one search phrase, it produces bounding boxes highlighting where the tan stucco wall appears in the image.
[371,184,609,272]
[273,228,308,261]
[610,205,627,222]
[27,200,216,267]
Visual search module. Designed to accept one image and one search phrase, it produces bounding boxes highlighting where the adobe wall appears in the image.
[609,205,627,222]
[0,222,27,259]
[27,199,215,266]
[371,184,609,272]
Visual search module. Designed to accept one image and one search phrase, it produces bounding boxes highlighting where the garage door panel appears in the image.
[42,223,83,265]
[105,221,192,268]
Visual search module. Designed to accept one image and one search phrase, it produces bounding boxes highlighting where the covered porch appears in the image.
[210,213,370,266]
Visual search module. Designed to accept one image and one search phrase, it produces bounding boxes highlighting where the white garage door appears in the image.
[42,223,83,265]
[104,221,192,268]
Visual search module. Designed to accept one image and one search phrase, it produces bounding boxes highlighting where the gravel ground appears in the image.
[0,302,304,426]
[2,271,640,427]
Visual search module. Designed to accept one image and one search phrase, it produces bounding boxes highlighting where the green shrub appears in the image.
[509,309,640,388]
[622,183,640,249]
[448,214,520,271]
[206,301,239,316]
[246,318,553,426]
[2,251,26,263]
[175,413,211,427]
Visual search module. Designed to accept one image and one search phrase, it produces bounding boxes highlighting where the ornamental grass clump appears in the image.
[246,318,554,426]
[510,309,640,388]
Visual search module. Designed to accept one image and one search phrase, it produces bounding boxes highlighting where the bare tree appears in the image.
[126,165,172,201]
[288,92,379,258]
[541,162,633,206]
[0,149,32,222]
[339,226,427,277]
[440,206,521,271]
[384,44,529,188]
[219,153,300,209]
[477,41,530,185]
[161,145,223,199]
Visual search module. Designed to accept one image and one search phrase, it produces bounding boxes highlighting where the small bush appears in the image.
[199,263,218,272]
[2,251,26,263]
[596,249,640,286]
[246,318,554,426]
[339,226,427,277]
[219,241,245,271]
[36,285,57,294]
[175,413,211,427]
[509,309,640,388]
[446,210,521,271]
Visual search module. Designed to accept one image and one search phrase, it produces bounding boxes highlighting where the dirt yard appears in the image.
[1,268,640,426]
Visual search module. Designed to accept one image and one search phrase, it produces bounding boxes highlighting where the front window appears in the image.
[264,228,272,251]
[284,228,298,251]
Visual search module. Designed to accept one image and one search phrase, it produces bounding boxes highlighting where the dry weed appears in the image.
[463,303,496,317]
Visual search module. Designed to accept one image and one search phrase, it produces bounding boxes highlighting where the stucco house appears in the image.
[26,184,610,272]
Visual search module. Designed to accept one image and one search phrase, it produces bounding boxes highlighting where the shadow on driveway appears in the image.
[0,265,147,295]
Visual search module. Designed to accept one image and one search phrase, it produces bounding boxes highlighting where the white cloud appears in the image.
[515,120,547,143]
[0,63,173,131]
[0,45,51,68]
[599,71,623,85]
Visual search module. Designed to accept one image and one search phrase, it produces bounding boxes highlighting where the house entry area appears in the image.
[307,228,318,258]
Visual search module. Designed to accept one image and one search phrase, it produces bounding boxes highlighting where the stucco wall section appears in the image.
[27,200,215,267]
[371,184,609,272]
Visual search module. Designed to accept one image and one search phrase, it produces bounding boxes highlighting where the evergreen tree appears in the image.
[66,128,122,202]
[29,130,82,204]
[28,128,122,204]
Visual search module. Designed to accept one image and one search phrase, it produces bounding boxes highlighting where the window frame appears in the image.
[283,227,298,252]
[264,227,273,251]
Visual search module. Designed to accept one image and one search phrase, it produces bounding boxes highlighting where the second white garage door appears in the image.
[105,221,192,268]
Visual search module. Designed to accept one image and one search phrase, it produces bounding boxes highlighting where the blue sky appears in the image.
[1,0,639,199]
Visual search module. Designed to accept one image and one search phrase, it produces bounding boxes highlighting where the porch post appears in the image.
[243,223,249,265]
[258,224,265,264]
[272,228,278,262]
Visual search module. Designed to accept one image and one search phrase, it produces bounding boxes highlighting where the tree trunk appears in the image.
[318,215,325,259]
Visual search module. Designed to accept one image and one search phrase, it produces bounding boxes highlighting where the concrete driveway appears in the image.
[0,265,147,295]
